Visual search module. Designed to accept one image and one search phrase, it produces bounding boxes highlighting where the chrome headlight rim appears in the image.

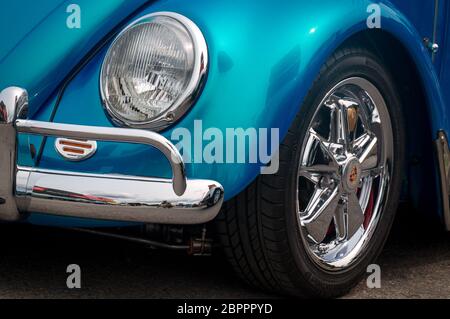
[100,11,209,131]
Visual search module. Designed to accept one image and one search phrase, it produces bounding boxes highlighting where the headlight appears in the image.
[100,12,208,130]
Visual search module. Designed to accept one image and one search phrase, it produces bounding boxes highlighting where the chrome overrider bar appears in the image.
[0,87,224,224]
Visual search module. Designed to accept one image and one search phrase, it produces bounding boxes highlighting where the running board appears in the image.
[435,131,450,230]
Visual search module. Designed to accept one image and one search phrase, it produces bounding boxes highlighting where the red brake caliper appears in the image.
[363,189,375,230]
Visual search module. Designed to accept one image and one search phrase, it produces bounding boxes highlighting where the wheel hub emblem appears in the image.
[343,158,361,192]
[349,166,358,184]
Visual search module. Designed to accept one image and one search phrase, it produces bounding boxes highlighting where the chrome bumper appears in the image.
[0,87,224,224]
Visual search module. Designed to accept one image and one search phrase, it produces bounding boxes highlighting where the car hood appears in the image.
[0,0,148,117]
[0,0,67,62]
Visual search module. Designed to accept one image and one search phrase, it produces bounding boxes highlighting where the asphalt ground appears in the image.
[0,207,448,299]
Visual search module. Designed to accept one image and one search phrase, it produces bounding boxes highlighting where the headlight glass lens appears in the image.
[101,15,201,127]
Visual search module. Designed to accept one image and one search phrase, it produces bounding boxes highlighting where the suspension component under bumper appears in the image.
[0,87,224,224]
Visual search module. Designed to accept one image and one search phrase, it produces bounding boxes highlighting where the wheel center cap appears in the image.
[342,158,361,192]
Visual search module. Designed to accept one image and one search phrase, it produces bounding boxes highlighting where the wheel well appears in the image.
[338,30,440,217]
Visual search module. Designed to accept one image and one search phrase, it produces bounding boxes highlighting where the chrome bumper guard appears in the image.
[436,131,450,231]
[0,87,224,224]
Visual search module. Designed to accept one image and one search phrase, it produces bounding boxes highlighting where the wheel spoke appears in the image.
[333,193,365,241]
[329,97,359,150]
[347,193,365,238]
[302,164,337,173]
[309,128,345,166]
[301,187,340,243]
[336,105,350,147]
[299,164,337,184]
[334,201,347,241]
[354,133,378,169]
[361,165,384,178]
[299,171,321,184]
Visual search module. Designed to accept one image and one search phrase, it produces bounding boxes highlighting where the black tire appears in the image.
[216,46,405,297]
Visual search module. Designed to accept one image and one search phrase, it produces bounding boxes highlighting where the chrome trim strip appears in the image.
[15,167,224,225]
[435,131,450,230]
[432,0,440,62]
[15,119,187,196]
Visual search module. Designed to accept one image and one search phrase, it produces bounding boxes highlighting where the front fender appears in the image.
[25,0,445,226]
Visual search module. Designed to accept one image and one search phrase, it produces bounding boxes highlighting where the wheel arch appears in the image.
[334,29,442,220]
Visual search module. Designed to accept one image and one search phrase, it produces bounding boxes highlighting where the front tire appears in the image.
[216,46,405,297]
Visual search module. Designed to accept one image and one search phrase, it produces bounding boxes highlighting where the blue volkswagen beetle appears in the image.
[1,0,449,297]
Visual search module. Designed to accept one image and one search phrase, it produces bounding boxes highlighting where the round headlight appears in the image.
[100,12,208,130]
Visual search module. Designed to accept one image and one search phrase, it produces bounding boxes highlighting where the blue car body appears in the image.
[1,0,449,227]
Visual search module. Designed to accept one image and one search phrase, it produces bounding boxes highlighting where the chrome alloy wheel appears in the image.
[297,77,394,271]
